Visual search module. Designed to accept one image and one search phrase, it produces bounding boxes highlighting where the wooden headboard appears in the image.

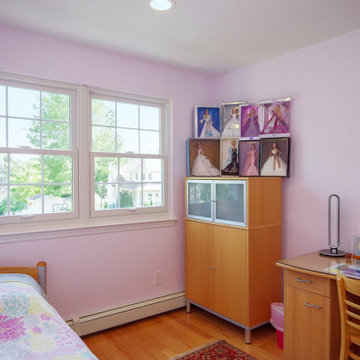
[0,261,47,293]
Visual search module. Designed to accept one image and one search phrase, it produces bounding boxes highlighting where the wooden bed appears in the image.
[0,261,47,292]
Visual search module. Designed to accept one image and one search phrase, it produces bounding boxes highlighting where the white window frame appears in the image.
[0,74,175,241]
[0,73,79,225]
[89,88,170,219]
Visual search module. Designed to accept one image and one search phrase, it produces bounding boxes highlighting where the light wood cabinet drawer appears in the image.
[286,270,329,297]
[284,285,330,360]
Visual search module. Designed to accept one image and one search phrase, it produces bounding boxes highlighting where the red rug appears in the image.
[169,340,258,360]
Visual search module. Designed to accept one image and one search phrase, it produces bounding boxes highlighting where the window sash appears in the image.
[90,152,168,217]
[0,151,78,223]
[90,93,165,155]
[0,79,76,150]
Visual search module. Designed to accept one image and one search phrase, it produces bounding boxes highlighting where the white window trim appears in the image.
[0,74,176,243]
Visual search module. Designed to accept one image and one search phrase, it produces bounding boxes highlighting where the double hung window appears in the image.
[0,73,171,232]
[90,90,168,216]
[0,78,77,223]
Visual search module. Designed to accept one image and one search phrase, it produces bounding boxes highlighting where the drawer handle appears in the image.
[296,277,313,284]
[304,302,321,310]
[209,266,216,270]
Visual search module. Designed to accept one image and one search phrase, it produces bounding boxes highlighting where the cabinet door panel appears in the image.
[185,221,213,309]
[284,285,330,360]
[212,226,248,324]
[214,181,246,227]
[186,180,213,221]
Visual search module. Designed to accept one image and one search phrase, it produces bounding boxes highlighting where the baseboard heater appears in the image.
[66,291,185,336]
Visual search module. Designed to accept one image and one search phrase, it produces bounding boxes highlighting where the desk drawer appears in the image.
[286,270,329,297]
[284,285,330,360]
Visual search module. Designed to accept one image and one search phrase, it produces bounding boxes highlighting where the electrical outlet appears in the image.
[154,270,163,286]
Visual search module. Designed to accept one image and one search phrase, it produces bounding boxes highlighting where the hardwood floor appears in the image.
[83,307,283,360]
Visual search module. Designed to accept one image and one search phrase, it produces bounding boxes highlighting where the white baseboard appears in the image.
[66,291,186,336]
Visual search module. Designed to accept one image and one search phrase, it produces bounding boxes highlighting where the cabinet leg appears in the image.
[245,329,251,344]
[186,299,191,313]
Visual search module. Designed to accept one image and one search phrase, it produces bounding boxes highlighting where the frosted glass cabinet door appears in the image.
[214,180,246,226]
[187,180,213,221]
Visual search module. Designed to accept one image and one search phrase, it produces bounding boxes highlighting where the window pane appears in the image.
[140,130,160,154]
[95,184,118,210]
[0,154,7,185]
[143,159,162,182]
[117,102,138,128]
[44,185,73,213]
[42,92,70,121]
[94,157,118,183]
[8,118,40,148]
[0,86,5,116]
[119,158,141,182]
[140,106,160,131]
[0,117,5,147]
[117,128,139,153]
[0,186,7,216]
[10,155,41,184]
[119,184,141,208]
[10,185,42,215]
[143,183,163,207]
[42,121,70,150]
[92,126,115,152]
[92,99,115,126]
[44,155,72,184]
[8,87,39,119]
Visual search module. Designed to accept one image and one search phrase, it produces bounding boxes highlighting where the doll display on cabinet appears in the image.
[240,105,260,139]
[260,138,290,177]
[195,106,221,139]
[260,100,291,138]
[187,138,220,176]
[221,138,239,176]
[239,140,260,177]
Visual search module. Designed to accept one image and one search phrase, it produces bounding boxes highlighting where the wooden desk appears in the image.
[277,252,345,360]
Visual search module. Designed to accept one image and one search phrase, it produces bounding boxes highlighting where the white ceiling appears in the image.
[1,0,360,74]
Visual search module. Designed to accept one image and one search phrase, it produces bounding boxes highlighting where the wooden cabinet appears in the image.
[277,253,341,360]
[185,177,282,343]
[185,221,213,310]
[185,221,248,324]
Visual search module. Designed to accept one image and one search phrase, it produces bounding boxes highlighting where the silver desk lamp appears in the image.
[320,194,346,257]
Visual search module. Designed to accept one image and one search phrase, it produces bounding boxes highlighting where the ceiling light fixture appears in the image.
[150,0,175,11]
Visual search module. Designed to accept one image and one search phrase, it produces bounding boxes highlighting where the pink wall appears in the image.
[213,29,360,258]
[2,24,360,320]
[0,25,214,319]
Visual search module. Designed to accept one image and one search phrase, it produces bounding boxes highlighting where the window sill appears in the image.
[0,216,178,244]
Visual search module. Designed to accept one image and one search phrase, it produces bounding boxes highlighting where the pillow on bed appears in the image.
[0,273,46,298]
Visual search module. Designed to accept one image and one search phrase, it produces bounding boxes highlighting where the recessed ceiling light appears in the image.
[150,0,175,11]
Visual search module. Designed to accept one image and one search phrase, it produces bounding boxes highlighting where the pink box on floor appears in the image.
[270,302,284,349]
[276,329,284,349]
